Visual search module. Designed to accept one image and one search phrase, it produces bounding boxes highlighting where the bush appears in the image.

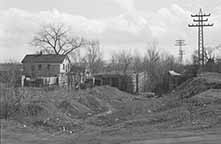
[0,87,24,119]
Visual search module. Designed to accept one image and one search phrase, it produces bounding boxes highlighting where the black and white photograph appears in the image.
[1,0,221,143]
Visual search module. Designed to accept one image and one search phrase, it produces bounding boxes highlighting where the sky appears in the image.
[0,0,221,63]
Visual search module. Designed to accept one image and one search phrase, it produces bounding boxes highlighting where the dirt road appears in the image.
[128,135,221,144]
[2,120,221,144]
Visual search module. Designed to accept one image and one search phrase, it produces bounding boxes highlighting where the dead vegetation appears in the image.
[1,72,221,140]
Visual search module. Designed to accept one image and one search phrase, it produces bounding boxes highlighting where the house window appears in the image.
[47,64,50,70]
[63,64,65,70]
[38,64,42,70]
[68,64,70,71]
[31,65,35,71]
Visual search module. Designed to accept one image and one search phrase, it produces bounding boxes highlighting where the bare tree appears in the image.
[144,41,160,68]
[143,48,160,91]
[111,50,133,74]
[82,40,104,73]
[31,23,85,55]
[191,50,199,65]
[70,49,82,63]
[132,54,144,73]
[204,46,219,61]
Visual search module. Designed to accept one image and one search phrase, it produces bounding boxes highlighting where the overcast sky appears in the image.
[1,0,221,62]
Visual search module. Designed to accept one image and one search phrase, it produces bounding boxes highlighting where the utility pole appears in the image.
[175,40,186,64]
[188,8,214,66]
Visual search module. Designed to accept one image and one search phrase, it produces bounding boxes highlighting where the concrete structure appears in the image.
[93,72,148,94]
[21,54,71,86]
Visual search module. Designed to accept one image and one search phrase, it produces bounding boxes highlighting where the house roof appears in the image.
[21,54,67,63]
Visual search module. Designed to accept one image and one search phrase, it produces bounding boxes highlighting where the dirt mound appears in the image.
[13,99,83,133]
[190,89,221,105]
[121,106,190,128]
[184,90,221,129]
[172,73,221,99]
[87,86,133,109]
[2,86,136,133]
[199,72,221,83]
[15,100,54,120]
[78,94,108,114]
[148,88,221,130]
[115,73,221,130]
[3,74,221,135]
[58,100,92,118]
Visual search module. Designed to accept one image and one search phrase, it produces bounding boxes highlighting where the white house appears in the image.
[21,54,71,86]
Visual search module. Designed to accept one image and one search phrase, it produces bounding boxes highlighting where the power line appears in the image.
[175,40,186,64]
[188,8,214,66]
